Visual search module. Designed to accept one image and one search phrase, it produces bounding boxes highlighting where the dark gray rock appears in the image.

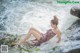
[70,7,80,18]
[76,36,80,40]
[66,48,80,53]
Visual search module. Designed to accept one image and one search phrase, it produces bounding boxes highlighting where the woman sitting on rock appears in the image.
[18,15,61,46]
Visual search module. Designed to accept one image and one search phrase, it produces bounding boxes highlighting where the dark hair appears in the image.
[51,16,58,25]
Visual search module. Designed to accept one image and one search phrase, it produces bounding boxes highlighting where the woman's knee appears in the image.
[29,27,35,34]
[30,27,35,30]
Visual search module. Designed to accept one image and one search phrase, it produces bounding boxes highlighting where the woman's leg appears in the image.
[18,27,42,45]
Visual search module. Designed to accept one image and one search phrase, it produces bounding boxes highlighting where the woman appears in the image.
[18,16,61,46]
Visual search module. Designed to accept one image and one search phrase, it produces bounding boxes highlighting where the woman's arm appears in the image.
[56,29,61,43]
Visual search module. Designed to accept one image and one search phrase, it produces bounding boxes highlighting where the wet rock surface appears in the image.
[66,48,80,53]
[70,7,80,18]
[63,17,80,53]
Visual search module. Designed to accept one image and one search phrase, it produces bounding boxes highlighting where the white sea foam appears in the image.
[0,0,80,53]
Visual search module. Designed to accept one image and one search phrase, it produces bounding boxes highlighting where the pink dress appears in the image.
[32,29,56,46]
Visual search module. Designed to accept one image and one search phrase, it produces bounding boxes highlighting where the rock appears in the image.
[76,36,80,40]
[70,7,80,18]
[66,48,80,53]
[0,32,20,47]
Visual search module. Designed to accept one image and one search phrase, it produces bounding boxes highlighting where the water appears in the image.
[0,0,80,53]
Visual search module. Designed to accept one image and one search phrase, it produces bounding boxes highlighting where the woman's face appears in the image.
[51,23,57,29]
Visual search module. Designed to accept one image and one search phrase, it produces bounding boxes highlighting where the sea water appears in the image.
[0,0,80,53]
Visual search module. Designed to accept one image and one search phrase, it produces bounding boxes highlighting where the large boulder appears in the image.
[70,7,80,18]
[65,13,80,53]
[66,48,80,53]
